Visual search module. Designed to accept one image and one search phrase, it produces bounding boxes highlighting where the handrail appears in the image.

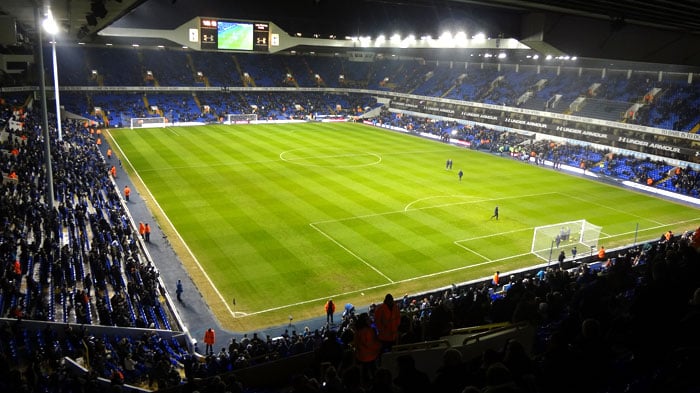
[392,339,451,352]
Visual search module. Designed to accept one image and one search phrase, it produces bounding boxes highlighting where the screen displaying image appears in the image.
[217,21,254,51]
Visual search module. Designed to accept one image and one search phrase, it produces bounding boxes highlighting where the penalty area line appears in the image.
[240,250,534,318]
[454,243,493,262]
[309,223,394,284]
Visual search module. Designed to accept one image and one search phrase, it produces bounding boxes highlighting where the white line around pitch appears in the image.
[242,250,535,317]
[107,131,238,321]
[228,216,700,318]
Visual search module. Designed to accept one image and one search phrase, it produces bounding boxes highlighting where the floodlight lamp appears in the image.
[400,35,415,48]
[454,32,468,47]
[43,10,59,35]
[390,34,401,43]
[472,33,486,42]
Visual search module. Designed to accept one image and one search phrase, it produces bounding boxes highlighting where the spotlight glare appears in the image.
[42,10,59,35]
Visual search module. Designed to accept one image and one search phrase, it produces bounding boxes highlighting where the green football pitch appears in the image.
[108,122,700,330]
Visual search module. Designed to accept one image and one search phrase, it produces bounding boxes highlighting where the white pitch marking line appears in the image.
[563,192,666,226]
[314,192,560,226]
[404,192,559,212]
[218,215,700,318]
[107,130,700,318]
[279,149,382,168]
[309,223,394,284]
[456,244,492,262]
[241,250,535,317]
[107,131,239,321]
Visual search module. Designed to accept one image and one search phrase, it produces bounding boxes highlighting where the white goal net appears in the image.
[531,219,602,262]
[225,114,258,124]
[130,117,167,129]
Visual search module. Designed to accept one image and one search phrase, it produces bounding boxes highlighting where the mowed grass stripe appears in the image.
[177,126,397,300]
[110,123,700,328]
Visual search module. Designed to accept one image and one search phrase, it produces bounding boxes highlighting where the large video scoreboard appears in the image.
[200,18,270,52]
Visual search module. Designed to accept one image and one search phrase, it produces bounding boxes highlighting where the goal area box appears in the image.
[531,219,602,262]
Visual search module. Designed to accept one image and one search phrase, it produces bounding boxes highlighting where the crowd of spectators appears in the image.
[375,110,700,197]
[13,47,693,132]
[0,98,187,390]
[159,228,700,393]
[1,86,700,393]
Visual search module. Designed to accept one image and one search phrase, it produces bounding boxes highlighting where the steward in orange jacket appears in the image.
[203,328,216,355]
[325,299,336,324]
[374,293,401,351]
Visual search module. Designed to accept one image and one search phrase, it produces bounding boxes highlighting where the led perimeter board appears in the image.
[200,18,269,52]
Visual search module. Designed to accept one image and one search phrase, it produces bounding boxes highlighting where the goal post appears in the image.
[225,113,258,124]
[129,117,167,129]
[531,220,602,262]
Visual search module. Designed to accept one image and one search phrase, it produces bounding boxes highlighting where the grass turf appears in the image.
[108,122,700,330]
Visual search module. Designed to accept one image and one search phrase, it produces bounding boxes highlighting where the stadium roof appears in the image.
[2,0,700,68]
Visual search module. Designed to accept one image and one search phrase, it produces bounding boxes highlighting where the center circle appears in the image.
[280,148,382,168]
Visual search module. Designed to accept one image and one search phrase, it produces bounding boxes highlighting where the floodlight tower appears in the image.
[43,8,63,142]
[35,5,55,203]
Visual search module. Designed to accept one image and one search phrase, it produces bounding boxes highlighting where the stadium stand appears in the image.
[0,45,699,392]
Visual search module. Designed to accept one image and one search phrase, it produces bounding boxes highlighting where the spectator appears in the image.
[353,312,381,386]
[204,328,216,355]
[374,294,401,352]
[432,348,467,393]
[392,354,431,393]
[325,299,336,324]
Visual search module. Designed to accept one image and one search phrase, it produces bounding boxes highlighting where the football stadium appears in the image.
[0,0,699,391]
